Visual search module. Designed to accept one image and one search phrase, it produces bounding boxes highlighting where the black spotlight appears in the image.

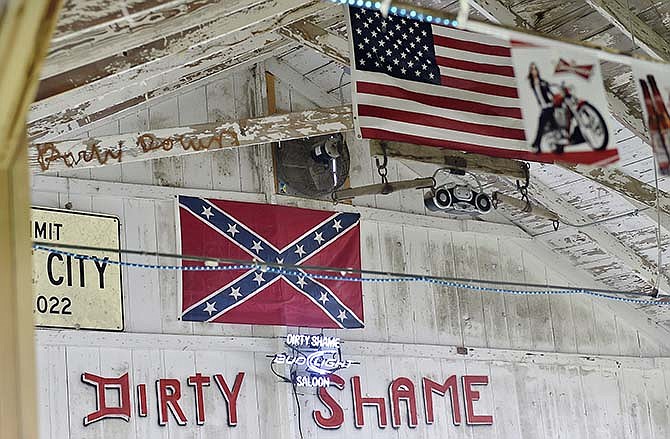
[424,188,452,211]
[474,193,492,214]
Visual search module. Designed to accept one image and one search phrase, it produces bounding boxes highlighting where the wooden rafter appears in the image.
[30,39,299,142]
[38,0,331,104]
[44,0,324,79]
[582,0,670,61]
[527,178,670,296]
[369,140,529,179]
[30,1,338,142]
[30,106,352,174]
[279,19,350,67]
[266,57,343,106]
[565,162,670,230]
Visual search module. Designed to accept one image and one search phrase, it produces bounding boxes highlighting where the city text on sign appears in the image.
[31,207,123,330]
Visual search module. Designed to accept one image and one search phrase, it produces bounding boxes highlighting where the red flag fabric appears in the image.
[178,196,364,329]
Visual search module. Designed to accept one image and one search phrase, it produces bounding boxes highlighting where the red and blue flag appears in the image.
[178,196,364,329]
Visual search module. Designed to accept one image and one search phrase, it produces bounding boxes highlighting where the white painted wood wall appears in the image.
[36,330,670,439]
[31,63,670,438]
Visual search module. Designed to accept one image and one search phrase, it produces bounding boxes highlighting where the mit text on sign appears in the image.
[31,207,123,330]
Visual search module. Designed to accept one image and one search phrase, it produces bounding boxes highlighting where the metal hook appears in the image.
[375,142,389,185]
[516,162,531,212]
[516,162,530,191]
[375,142,389,170]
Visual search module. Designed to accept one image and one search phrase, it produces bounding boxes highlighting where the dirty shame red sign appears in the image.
[81,372,493,429]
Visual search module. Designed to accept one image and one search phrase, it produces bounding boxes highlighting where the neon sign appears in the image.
[271,334,356,387]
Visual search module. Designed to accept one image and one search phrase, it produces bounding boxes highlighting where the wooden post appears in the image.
[0,1,62,438]
[332,177,435,201]
[369,139,530,179]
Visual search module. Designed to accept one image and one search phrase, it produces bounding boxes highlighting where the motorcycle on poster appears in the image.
[632,60,670,176]
[511,47,617,165]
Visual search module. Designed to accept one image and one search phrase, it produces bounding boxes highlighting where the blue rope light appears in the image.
[329,0,460,28]
[32,245,670,307]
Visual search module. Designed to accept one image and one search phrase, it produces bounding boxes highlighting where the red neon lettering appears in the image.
[462,375,493,425]
[423,376,461,425]
[389,377,418,428]
[214,372,245,426]
[81,372,131,425]
[187,373,211,425]
[156,379,187,426]
[313,374,345,429]
[137,384,148,417]
[351,376,388,428]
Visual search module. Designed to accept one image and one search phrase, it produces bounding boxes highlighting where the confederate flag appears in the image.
[178,196,364,329]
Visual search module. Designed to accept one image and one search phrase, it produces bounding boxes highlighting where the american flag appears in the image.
[178,196,364,329]
[348,6,531,159]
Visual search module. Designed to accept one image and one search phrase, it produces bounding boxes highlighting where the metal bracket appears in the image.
[375,142,389,185]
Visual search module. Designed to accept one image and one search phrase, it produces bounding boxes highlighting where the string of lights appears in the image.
[32,242,670,307]
[329,0,669,68]
[330,0,460,27]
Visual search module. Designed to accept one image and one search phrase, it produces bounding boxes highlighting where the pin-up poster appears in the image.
[632,60,670,176]
[511,46,617,165]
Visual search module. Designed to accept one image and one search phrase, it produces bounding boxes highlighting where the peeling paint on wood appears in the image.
[30,106,353,174]
[29,39,292,141]
[38,0,330,106]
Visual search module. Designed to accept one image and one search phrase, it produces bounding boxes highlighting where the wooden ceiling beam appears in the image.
[582,0,670,61]
[369,140,529,179]
[44,0,322,79]
[528,178,670,296]
[265,57,342,107]
[278,19,350,67]
[54,0,176,39]
[35,0,328,111]
[30,105,352,174]
[29,37,292,142]
[564,162,670,230]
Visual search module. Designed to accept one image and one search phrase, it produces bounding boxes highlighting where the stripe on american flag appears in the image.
[348,6,527,154]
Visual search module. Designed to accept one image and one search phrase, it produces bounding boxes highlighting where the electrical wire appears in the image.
[530,206,651,238]
[31,242,670,306]
[292,376,304,439]
[652,157,664,296]
[33,241,640,294]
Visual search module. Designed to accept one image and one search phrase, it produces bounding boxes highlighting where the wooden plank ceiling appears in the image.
[31,0,670,330]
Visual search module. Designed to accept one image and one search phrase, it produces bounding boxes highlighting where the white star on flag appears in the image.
[226,223,239,237]
[314,232,325,244]
[296,276,307,288]
[229,287,242,300]
[319,292,329,304]
[332,219,343,232]
[251,240,264,253]
[253,272,265,286]
[294,245,306,258]
[276,257,284,264]
[204,301,217,316]
[201,206,214,219]
[337,310,347,322]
